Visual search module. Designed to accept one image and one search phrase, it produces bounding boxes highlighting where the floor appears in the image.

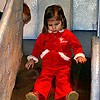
[10,55,91,100]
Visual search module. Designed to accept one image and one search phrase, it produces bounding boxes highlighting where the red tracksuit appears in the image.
[27,29,85,99]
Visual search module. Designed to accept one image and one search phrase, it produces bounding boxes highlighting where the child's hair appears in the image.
[23,3,31,24]
[42,5,67,34]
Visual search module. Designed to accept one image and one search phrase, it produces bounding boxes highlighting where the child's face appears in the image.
[47,19,62,33]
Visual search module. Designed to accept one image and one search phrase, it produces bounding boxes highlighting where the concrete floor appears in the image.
[11,55,91,100]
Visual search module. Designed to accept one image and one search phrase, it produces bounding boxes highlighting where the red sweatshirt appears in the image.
[27,29,85,66]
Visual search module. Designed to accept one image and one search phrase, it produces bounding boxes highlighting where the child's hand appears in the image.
[75,56,87,64]
[25,59,35,70]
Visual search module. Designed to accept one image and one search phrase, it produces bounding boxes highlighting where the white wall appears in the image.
[37,0,73,35]
[73,0,97,30]
[23,0,38,39]
[23,0,98,39]
[23,0,73,39]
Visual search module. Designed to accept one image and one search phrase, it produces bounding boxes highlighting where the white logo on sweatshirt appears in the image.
[59,37,68,43]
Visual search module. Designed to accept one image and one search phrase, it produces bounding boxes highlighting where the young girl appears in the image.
[25,5,87,100]
[23,3,31,25]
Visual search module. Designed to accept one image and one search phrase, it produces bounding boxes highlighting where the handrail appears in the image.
[90,36,100,100]
[90,0,100,99]
[97,0,100,37]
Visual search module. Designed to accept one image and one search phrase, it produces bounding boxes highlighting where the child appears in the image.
[23,3,31,25]
[25,5,87,100]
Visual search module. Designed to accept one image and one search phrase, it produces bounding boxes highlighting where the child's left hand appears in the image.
[75,56,87,64]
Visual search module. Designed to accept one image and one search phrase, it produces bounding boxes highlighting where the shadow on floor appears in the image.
[11,55,91,100]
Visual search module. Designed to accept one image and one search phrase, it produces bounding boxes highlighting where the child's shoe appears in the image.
[25,92,39,100]
[66,91,79,100]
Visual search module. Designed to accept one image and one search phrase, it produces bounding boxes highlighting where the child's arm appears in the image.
[25,59,34,70]
[67,30,87,64]
[27,33,44,63]
[75,56,87,64]
[25,33,44,69]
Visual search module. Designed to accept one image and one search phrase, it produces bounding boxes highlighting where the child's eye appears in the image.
[55,23,59,26]
[48,24,52,26]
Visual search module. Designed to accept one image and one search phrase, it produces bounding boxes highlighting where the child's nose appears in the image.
[52,25,56,30]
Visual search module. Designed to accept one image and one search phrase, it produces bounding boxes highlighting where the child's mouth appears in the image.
[53,30,57,33]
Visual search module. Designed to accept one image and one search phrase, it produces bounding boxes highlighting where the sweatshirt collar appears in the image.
[48,29,65,33]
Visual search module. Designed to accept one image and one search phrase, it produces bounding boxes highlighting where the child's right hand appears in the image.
[25,59,35,70]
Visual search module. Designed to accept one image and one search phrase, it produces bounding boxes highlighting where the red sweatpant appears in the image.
[33,65,72,100]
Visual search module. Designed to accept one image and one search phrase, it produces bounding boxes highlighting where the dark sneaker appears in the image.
[25,92,39,100]
[67,91,79,100]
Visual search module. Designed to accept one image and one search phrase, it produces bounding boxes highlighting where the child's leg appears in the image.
[55,66,72,99]
[33,67,55,99]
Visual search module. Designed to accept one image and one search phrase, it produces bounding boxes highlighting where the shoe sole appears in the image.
[67,91,79,100]
[25,93,37,100]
